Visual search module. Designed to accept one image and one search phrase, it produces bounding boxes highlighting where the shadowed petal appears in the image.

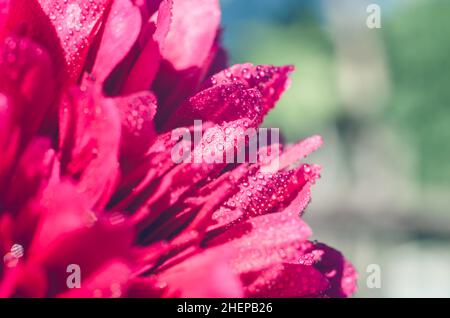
[306,243,358,298]
[92,0,141,84]
[0,36,57,143]
[59,84,121,209]
[152,0,221,124]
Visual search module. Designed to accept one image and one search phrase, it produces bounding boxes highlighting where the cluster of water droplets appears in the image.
[210,64,293,106]
[192,119,254,164]
[43,0,107,76]
[122,95,155,137]
[3,243,24,268]
[1,37,45,81]
[189,83,263,126]
[223,169,303,216]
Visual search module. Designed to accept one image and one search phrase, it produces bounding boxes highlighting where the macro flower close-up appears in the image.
[0,0,359,298]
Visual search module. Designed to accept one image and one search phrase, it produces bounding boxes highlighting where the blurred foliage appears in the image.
[383,0,450,186]
[223,2,337,141]
[221,0,450,297]
[223,0,450,187]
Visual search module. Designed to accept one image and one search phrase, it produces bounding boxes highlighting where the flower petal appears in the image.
[262,135,323,173]
[115,91,157,160]
[0,0,10,32]
[37,0,112,81]
[306,243,358,298]
[29,182,134,296]
[152,0,221,123]
[243,263,330,298]
[165,83,264,129]
[60,260,132,298]
[122,0,172,93]
[158,0,220,71]
[207,64,294,114]
[59,84,121,209]
[1,0,66,83]
[0,36,57,143]
[206,210,313,272]
[157,247,243,298]
[2,137,55,211]
[215,164,318,220]
[92,0,141,84]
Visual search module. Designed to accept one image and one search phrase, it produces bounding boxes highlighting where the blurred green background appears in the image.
[221,0,450,297]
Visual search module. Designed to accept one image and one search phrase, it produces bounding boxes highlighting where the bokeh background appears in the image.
[221,0,450,297]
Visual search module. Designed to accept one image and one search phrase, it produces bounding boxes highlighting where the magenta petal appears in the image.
[215,164,316,220]
[0,36,56,143]
[152,0,221,123]
[0,94,19,184]
[59,85,121,209]
[29,182,133,296]
[166,84,264,129]
[0,0,10,32]
[1,0,66,84]
[122,23,161,94]
[244,263,330,298]
[2,138,54,210]
[60,260,132,298]
[122,0,173,93]
[37,0,111,81]
[158,247,243,298]
[126,276,165,297]
[93,0,142,84]
[207,64,294,114]
[207,211,313,272]
[264,135,323,172]
[158,0,220,71]
[306,243,358,297]
[115,92,157,159]
[11,264,48,297]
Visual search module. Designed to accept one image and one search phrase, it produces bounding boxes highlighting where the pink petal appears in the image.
[152,0,221,123]
[157,247,243,298]
[92,0,141,84]
[59,84,121,209]
[122,0,172,93]
[244,263,330,298]
[1,0,66,84]
[115,91,157,160]
[0,36,56,143]
[121,22,160,94]
[37,0,112,81]
[2,137,55,211]
[165,83,264,129]
[213,164,317,221]
[126,276,165,297]
[0,0,10,32]
[29,182,133,296]
[60,260,132,298]
[11,264,47,297]
[207,64,294,114]
[263,135,323,173]
[158,0,220,71]
[206,210,313,273]
[0,93,20,184]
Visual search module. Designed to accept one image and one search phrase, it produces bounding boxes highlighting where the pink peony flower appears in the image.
[0,0,357,298]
